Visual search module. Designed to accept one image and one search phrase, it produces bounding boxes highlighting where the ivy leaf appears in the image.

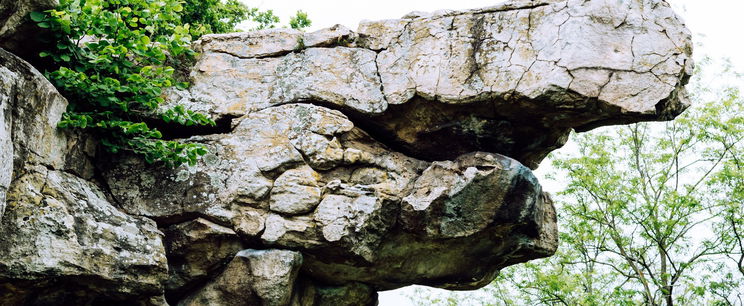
[30,11,46,22]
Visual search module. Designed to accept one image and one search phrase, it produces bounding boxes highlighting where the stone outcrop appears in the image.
[0,0,693,305]
[102,103,558,293]
[180,249,303,306]
[0,47,167,304]
[170,0,692,168]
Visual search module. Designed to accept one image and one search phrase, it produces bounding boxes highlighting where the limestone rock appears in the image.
[163,218,245,301]
[173,0,692,168]
[0,48,166,303]
[0,166,167,304]
[1,46,95,222]
[102,103,556,291]
[291,280,378,306]
[179,249,303,306]
[1,0,695,304]
[270,166,323,215]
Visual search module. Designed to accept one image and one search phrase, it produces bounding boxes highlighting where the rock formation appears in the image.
[0,47,167,304]
[0,0,693,305]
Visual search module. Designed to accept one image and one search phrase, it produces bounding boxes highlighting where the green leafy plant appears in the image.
[31,0,223,167]
[181,0,251,37]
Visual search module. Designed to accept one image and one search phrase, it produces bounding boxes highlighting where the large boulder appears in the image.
[179,249,303,306]
[169,0,692,168]
[0,47,168,304]
[102,103,557,293]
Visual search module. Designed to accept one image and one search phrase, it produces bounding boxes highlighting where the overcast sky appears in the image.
[237,0,744,304]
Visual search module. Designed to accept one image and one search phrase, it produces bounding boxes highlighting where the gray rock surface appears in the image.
[162,218,245,301]
[0,166,167,304]
[169,0,693,168]
[0,48,168,304]
[103,103,557,292]
[179,249,303,306]
[291,280,378,306]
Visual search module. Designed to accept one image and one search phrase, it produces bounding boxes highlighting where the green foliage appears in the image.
[250,9,280,30]
[33,0,216,167]
[289,10,312,30]
[181,0,251,36]
[489,62,744,305]
[33,0,311,167]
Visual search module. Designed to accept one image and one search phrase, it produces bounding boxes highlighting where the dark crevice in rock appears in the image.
[1,276,162,306]
[471,2,551,15]
[263,79,685,168]
[209,49,298,60]
[152,211,233,229]
[145,114,238,141]
[274,95,568,169]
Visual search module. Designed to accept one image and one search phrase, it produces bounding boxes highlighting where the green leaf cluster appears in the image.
[31,0,257,167]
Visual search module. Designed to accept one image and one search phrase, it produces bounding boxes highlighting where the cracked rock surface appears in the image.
[0,48,168,304]
[170,0,692,168]
[1,0,693,305]
[103,104,558,295]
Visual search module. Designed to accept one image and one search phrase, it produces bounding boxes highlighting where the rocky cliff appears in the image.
[0,0,692,305]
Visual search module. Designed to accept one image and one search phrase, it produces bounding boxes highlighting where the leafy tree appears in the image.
[410,61,744,305]
[181,0,252,36]
[32,0,215,167]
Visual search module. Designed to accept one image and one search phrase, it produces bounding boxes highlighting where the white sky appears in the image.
[238,0,744,305]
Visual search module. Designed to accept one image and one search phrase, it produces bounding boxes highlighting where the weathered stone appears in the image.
[193,24,355,59]
[183,47,386,116]
[0,0,694,303]
[179,249,303,306]
[0,48,165,303]
[400,153,534,239]
[103,103,556,290]
[291,280,378,306]
[312,283,377,306]
[0,166,167,304]
[1,46,94,224]
[303,154,558,290]
[163,218,245,301]
[270,165,323,215]
[176,0,691,168]
[0,48,95,181]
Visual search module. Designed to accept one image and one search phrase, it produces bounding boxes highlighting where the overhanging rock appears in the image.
[0,0,693,305]
[169,0,692,168]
